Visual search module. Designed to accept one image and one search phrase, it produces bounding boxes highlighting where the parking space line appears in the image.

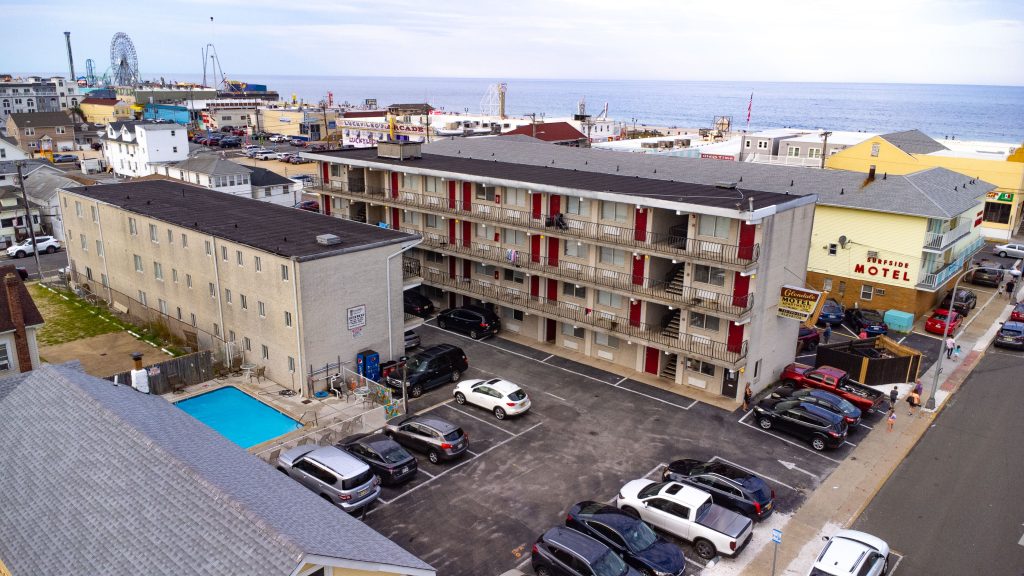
[421,324,697,410]
[858,422,874,430]
[888,551,905,574]
[367,422,545,514]
[641,462,667,481]
[542,354,554,362]
[613,376,628,386]
[376,496,391,505]
[710,456,798,492]
[738,411,841,464]
[844,440,858,447]
[466,449,480,457]
[544,391,567,401]
[442,404,518,435]
[417,468,436,479]
[841,324,859,338]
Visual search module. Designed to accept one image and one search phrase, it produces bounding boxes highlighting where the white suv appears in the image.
[7,236,61,258]
[809,530,889,576]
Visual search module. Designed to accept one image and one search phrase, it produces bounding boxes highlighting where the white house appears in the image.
[161,157,300,207]
[0,186,43,248]
[0,136,27,161]
[0,265,43,376]
[102,121,188,177]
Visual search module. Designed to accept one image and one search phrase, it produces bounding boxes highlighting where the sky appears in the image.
[2,0,1023,86]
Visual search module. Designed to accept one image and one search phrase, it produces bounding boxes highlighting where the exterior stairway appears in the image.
[661,310,681,337]
[354,204,367,223]
[660,353,678,380]
[665,264,686,297]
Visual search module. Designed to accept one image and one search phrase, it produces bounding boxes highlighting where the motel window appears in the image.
[808,148,821,158]
[693,264,726,286]
[698,215,730,239]
[425,214,439,228]
[601,201,627,222]
[598,247,625,267]
[561,323,585,339]
[503,268,525,284]
[860,285,874,300]
[426,251,444,264]
[596,290,622,308]
[686,358,715,376]
[330,164,341,177]
[823,278,833,292]
[505,187,528,207]
[400,173,417,190]
[565,196,589,216]
[787,146,800,157]
[689,312,721,332]
[504,308,525,322]
[424,177,440,193]
[133,254,143,273]
[0,343,9,371]
[828,243,838,256]
[281,264,289,281]
[757,140,768,149]
[475,183,495,202]
[503,229,526,246]
[562,282,586,299]
[595,332,619,348]
[564,240,589,259]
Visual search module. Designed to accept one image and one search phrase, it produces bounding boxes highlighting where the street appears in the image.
[0,249,68,279]
[853,348,1024,575]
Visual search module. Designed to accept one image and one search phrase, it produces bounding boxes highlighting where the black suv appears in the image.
[753,398,848,451]
[386,344,468,397]
[403,289,435,318]
[662,459,776,520]
[532,526,643,576]
[845,308,888,336]
[565,501,685,575]
[940,288,978,316]
[437,305,501,339]
[337,433,418,485]
[994,320,1024,350]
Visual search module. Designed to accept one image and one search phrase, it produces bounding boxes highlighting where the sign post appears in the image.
[771,528,782,576]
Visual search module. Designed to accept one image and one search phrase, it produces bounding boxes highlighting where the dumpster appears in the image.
[883,310,914,333]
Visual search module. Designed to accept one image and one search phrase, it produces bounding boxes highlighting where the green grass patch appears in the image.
[29,284,123,346]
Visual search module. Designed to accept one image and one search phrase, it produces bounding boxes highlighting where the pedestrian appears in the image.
[913,379,923,396]
[945,336,955,359]
[887,408,896,432]
[1007,279,1016,300]
[906,390,920,415]
[953,344,962,362]
[889,386,899,409]
[823,324,832,345]
[858,330,868,339]
[742,383,753,411]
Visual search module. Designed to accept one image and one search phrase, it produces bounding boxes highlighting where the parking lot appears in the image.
[360,323,894,576]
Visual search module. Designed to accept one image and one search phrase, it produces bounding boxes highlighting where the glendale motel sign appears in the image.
[777,285,823,321]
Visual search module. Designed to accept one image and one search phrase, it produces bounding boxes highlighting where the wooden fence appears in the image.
[107,350,215,395]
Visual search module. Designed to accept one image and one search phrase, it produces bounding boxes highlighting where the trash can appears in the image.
[883,310,914,333]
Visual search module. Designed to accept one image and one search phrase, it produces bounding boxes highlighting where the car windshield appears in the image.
[591,550,628,576]
[638,481,667,499]
[622,519,659,552]
[443,428,463,442]
[379,445,409,464]
[405,357,423,372]
[932,312,949,321]
[1001,327,1024,337]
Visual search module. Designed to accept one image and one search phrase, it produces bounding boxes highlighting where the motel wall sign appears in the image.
[854,256,912,282]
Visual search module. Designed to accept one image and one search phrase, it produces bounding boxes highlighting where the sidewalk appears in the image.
[738,286,1021,575]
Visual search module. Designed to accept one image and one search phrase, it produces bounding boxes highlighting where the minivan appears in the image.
[386,343,468,397]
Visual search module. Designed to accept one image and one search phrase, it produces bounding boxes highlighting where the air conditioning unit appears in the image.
[316,234,341,246]
[867,250,879,259]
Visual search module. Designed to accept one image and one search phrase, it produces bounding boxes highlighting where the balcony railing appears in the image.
[308,178,760,267]
[402,256,421,280]
[916,236,985,290]
[421,268,747,365]
[744,153,823,168]
[923,220,973,252]
[407,228,754,317]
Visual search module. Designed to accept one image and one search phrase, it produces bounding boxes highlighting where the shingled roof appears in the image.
[0,265,44,333]
[0,363,435,576]
[7,111,74,128]
[880,129,948,155]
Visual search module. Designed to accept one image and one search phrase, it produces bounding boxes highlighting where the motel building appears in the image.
[303,138,820,401]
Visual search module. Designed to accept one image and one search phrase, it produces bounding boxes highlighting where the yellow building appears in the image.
[804,166,993,317]
[826,129,1024,241]
[78,97,133,124]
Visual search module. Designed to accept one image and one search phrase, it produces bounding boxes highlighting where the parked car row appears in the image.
[7,235,61,258]
[995,301,1024,350]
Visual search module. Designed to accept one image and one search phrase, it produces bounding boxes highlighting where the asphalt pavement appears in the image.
[852,348,1024,575]
[0,250,68,279]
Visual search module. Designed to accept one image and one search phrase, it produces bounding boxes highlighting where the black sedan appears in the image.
[940,288,977,316]
[661,459,775,520]
[753,398,848,451]
[403,289,435,318]
[566,501,686,576]
[770,386,863,427]
[337,433,418,485]
[846,308,888,335]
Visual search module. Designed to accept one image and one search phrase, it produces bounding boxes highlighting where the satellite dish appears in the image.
[838,235,848,248]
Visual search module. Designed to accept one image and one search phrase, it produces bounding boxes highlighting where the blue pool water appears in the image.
[175,386,302,448]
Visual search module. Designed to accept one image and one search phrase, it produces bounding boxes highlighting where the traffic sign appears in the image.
[771,529,783,544]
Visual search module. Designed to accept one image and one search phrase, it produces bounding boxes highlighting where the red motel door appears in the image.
[448,180,457,209]
[629,300,642,327]
[531,234,541,263]
[462,182,472,212]
[390,172,399,198]
[547,237,560,267]
[727,322,744,354]
[732,272,750,308]
[532,193,542,219]
[634,207,648,242]
[644,347,660,375]
[738,222,755,260]
[632,254,645,285]
[462,221,471,247]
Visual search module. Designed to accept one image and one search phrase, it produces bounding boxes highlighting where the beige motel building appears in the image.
[58,179,419,393]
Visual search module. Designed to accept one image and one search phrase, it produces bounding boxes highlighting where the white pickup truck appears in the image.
[616,479,753,560]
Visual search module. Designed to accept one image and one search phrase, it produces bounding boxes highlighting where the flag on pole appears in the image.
[746,93,753,124]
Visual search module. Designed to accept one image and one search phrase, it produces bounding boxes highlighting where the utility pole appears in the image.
[321,101,329,143]
[820,130,832,169]
[401,361,409,415]
[14,162,44,280]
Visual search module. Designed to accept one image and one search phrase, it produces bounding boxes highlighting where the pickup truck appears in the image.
[780,363,886,412]
[617,479,753,560]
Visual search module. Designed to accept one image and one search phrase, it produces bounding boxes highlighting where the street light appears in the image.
[926,263,1020,410]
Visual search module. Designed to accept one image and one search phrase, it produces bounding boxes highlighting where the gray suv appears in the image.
[383,414,469,464]
[276,444,380,513]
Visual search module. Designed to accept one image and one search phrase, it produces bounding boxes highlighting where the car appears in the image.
[924,308,962,335]
[1011,302,1024,322]
[336,433,418,485]
[246,147,273,158]
[845,308,888,336]
[532,526,644,576]
[288,155,312,164]
[780,363,886,412]
[383,414,468,464]
[661,459,776,520]
[992,242,1024,259]
[219,137,241,148]
[220,125,235,133]
[385,343,468,398]
[255,150,277,160]
[940,288,977,316]
[453,377,531,420]
[269,134,290,142]
[994,320,1024,350]
[403,289,435,317]
[290,173,314,183]
[7,235,61,258]
[565,501,686,576]
[816,298,846,326]
[243,144,260,151]
[615,480,753,560]
[295,200,319,212]
[967,267,1001,287]
[52,153,78,163]
[403,329,420,349]
[809,530,889,576]
[309,144,328,152]
[437,305,501,339]
[289,139,308,147]
[275,152,294,161]
[770,386,863,427]
[753,397,849,451]
[275,444,380,513]
[798,326,820,352]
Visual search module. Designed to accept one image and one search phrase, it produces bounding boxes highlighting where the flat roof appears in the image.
[783,131,877,146]
[61,180,416,260]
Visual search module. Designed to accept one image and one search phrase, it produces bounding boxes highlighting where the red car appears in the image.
[924,308,962,335]
[1010,302,1024,322]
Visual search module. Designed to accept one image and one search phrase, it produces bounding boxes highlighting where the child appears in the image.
[953,344,961,362]
[887,409,896,432]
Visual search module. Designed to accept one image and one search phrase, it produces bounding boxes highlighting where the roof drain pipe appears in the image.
[386,237,423,361]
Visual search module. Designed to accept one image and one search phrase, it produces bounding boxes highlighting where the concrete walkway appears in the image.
[738,282,1022,575]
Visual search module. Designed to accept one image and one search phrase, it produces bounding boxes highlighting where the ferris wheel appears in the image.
[110,32,139,86]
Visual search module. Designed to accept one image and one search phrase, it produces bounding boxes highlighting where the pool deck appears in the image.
[164,373,390,462]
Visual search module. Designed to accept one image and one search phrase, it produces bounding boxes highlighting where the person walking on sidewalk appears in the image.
[1006,279,1016,300]
[823,324,832,345]
[742,383,753,411]
[914,379,924,397]
[953,344,962,362]
[945,336,956,359]
[887,408,896,432]
[889,386,899,409]
[907,390,921,415]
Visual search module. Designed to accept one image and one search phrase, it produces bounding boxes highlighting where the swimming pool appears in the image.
[175,386,302,448]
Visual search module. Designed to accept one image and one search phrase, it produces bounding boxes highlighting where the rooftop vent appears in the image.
[316,233,342,246]
[377,140,422,160]
[715,181,739,189]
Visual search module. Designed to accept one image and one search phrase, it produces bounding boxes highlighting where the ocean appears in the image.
[61,71,1024,142]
